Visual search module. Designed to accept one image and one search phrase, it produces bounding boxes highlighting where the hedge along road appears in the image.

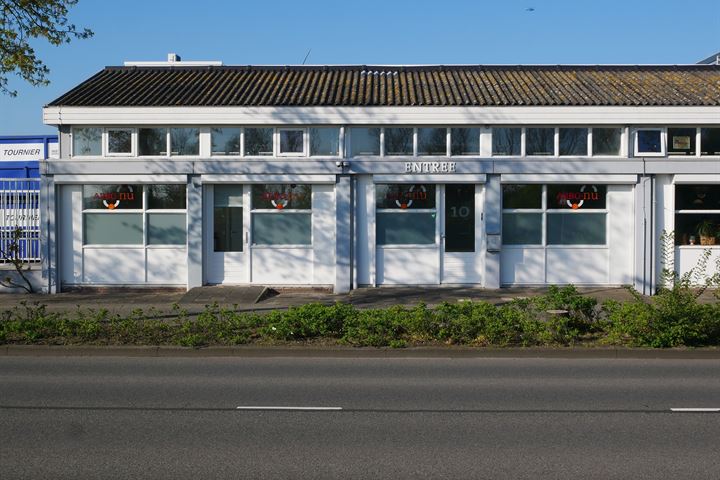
[1,356,720,479]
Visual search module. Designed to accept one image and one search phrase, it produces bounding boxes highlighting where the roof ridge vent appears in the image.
[124,53,222,67]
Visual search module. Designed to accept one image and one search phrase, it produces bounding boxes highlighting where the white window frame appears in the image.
[375,183,438,247]
[490,126,523,157]
[71,127,104,158]
[449,127,482,157]
[168,127,200,157]
[81,184,188,249]
[699,127,720,157]
[633,128,666,157]
[665,127,699,157]
[382,127,415,157]
[416,127,450,157]
[277,128,307,157]
[558,127,590,157]
[138,127,170,157]
[209,127,242,157]
[502,184,609,248]
[250,184,313,248]
[524,127,557,157]
[673,183,720,247]
[589,127,623,157]
[243,127,275,157]
[105,127,136,157]
[308,126,342,157]
[346,126,382,157]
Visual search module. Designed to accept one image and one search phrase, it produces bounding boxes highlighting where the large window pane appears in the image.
[559,128,588,156]
[73,127,102,156]
[83,185,143,210]
[526,128,555,155]
[83,213,143,245]
[674,213,720,246]
[251,184,311,210]
[417,128,447,156]
[253,213,311,245]
[547,213,607,245]
[349,128,380,156]
[376,184,436,210]
[214,185,243,252]
[493,128,521,156]
[279,129,304,154]
[675,184,720,211]
[147,185,186,210]
[214,207,243,251]
[244,128,274,156]
[547,185,607,210]
[377,212,436,245]
[502,213,542,245]
[502,184,542,209]
[139,128,167,156]
[170,128,199,156]
[107,129,132,155]
[667,128,696,156]
[309,128,340,156]
[445,184,475,252]
[211,128,240,155]
[451,128,480,156]
[592,128,621,156]
[700,128,720,156]
[147,213,187,245]
[636,130,662,154]
[384,128,413,155]
[214,185,243,208]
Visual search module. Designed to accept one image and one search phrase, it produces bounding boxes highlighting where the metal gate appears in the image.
[0,178,40,263]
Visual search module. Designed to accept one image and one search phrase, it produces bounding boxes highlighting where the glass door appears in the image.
[441,184,482,284]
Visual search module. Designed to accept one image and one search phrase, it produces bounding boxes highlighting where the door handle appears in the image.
[245,231,249,244]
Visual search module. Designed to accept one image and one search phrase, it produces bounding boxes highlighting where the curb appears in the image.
[3,344,720,359]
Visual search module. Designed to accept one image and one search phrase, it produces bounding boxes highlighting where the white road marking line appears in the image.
[670,408,720,412]
[236,406,343,411]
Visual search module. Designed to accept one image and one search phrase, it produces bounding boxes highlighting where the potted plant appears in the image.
[696,219,717,245]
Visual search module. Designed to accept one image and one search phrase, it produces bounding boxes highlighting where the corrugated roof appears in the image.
[47,65,720,107]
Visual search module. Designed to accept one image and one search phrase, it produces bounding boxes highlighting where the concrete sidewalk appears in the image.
[0,285,651,317]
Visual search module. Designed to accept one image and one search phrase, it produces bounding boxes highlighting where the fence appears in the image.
[0,178,40,264]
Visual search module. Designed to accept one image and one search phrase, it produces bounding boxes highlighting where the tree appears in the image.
[1,0,93,96]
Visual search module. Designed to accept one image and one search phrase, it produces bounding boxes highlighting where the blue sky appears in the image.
[1,0,718,135]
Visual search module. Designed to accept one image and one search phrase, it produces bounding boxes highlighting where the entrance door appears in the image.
[441,184,483,284]
[205,185,249,284]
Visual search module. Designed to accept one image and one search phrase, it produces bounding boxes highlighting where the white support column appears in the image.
[484,174,501,289]
[186,175,203,290]
[335,175,352,293]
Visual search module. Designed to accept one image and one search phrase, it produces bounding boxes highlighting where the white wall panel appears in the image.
[675,248,720,284]
[377,247,438,285]
[546,248,609,284]
[607,185,635,285]
[501,248,545,285]
[83,248,145,284]
[147,248,186,284]
[355,175,372,285]
[442,252,482,284]
[312,184,335,285]
[206,252,246,284]
[59,185,82,285]
[251,248,313,284]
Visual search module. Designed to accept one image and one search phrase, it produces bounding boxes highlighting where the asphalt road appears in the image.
[1,356,720,479]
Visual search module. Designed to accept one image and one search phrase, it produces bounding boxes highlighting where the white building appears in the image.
[39,58,720,294]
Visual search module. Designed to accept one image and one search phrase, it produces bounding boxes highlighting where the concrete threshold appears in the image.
[3,344,720,359]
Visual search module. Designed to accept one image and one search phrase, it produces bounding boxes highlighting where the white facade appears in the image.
[39,67,720,294]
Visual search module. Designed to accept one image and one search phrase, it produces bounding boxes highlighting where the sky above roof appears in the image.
[1,0,718,135]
